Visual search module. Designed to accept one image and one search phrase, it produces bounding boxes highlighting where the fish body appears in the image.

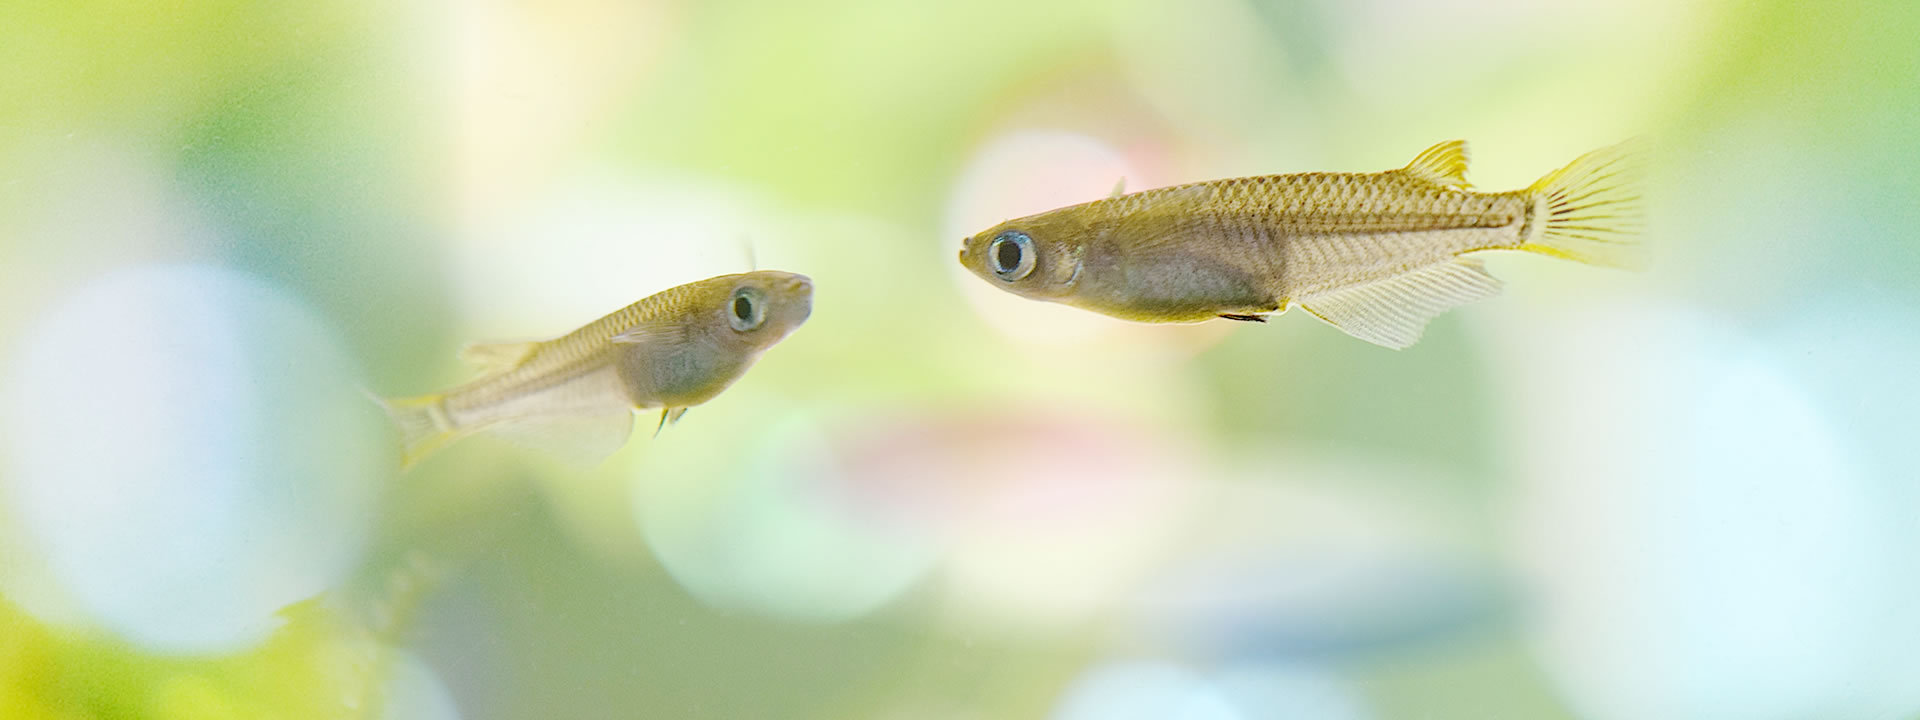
[379,271,812,467]
[957,140,1641,348]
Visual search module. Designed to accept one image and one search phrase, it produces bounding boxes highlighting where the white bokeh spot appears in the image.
[1,264,385,654]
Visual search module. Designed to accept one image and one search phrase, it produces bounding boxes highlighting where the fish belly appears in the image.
[1278,224,1519,300]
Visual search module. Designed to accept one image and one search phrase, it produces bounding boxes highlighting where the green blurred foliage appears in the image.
[1,596,384,720]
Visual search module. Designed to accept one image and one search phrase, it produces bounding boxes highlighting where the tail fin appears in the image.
[370,391,458,469]
[1520,141,1646,270]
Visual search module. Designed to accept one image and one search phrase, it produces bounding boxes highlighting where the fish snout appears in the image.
[781,274,814,324]
[784,274,813,295]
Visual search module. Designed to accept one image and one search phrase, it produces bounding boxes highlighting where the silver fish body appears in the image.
[958,140,1641,348]
[379,271,812,467]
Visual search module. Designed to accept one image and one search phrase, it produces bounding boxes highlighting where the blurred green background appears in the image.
[4,0,1918,718]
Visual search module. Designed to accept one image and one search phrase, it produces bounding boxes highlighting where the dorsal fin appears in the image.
[457,341,539,373]
[738,234,758,271]
[1400,140,1471,187]
[1109,176,1128,199]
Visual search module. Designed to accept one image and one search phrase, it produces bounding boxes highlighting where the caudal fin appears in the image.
[1520,141,1645,270]
[371,392,458,469]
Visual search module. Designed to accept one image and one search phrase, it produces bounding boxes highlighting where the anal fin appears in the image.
[1218,314,1267,323]
[1298,257,1502,350]
[484,409,636,467]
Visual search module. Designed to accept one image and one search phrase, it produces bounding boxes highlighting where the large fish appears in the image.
[957,140,1641,348]
[378,271,812,467]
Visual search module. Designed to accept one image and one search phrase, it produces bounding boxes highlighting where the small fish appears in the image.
[377,271,812,467]
[957,140,1642,348]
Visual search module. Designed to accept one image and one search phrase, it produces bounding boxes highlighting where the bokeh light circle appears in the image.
[382,651,463,720]
[1051,661,1240,720]
[943,129,1147,345]
[1499,301,1909,720]
[637,409,936,623]
[834,412,1201,635]
[0,264,385,654]
[1127,460,1501,662]
[1052,659,1367,720]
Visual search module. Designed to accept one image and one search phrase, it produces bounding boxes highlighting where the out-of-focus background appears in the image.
[3,0,1917,718]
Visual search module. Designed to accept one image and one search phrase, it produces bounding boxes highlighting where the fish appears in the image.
[957,140,1642,349]
[376,271,812,468]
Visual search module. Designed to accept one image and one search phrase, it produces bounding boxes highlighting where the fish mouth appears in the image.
[784,275,814,323]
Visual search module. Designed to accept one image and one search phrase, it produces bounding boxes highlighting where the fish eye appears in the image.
[989,231,1036,281]
[728,287,766,332]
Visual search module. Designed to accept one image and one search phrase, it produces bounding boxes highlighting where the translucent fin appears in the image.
[457,341,538,373]
[371,392,459,469]
[1521,140,1645,270]
[485,409,636,467]
[611,319,681,346]
[1298,258,1503,350]
[1109,176,1128,198]
[1400,140,1471,187]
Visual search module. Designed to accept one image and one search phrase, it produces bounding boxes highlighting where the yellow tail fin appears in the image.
[371,392,458,469]
[1520,141,1646,270]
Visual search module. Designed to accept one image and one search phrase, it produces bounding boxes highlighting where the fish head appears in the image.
[702,270,813,353]
[957,214,1087,302]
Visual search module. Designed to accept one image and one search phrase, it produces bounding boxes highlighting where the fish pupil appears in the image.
[994,239,1022,274]
[734,296,753,321]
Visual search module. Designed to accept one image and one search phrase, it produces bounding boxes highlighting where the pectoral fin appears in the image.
[652,407,689,438]
[1298,257,1501,349]
[485,409,637,467]
[611,319,682,346]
